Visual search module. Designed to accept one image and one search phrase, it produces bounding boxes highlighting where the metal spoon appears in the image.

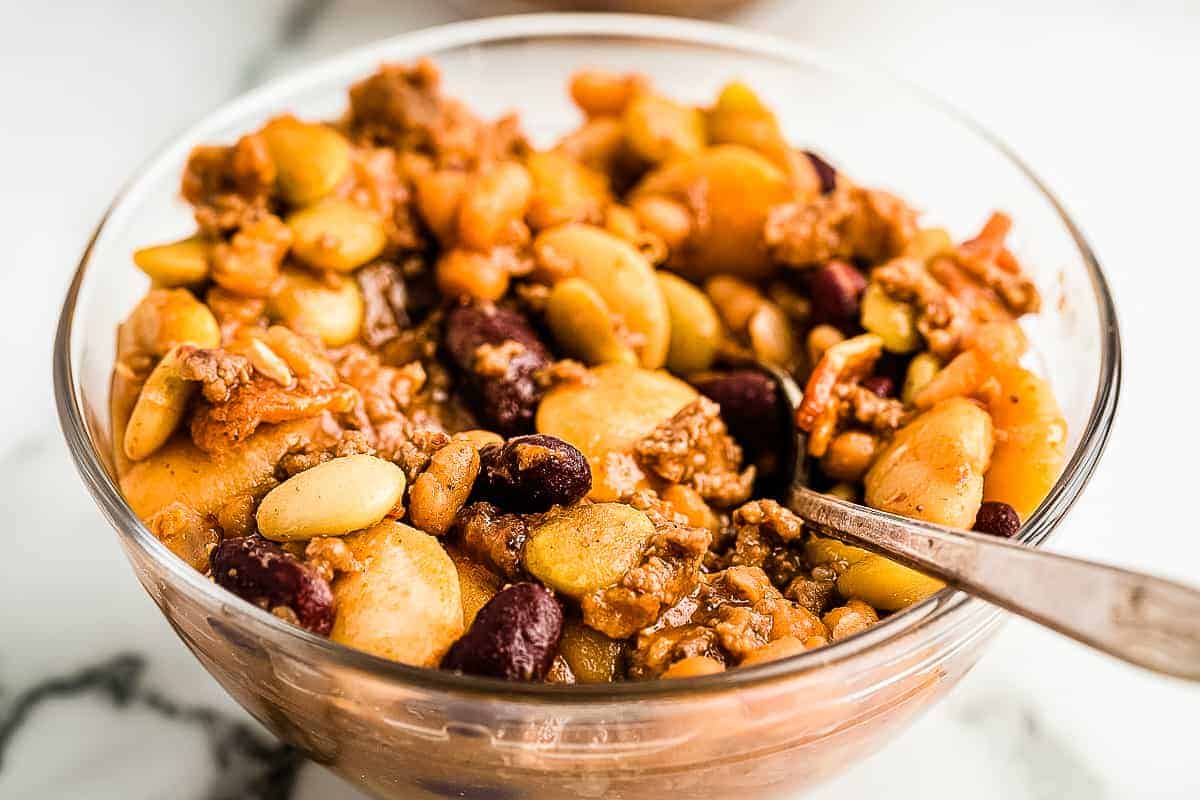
[760,364,1200,681]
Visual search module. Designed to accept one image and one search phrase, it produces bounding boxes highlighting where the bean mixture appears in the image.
[113,62,1068,682]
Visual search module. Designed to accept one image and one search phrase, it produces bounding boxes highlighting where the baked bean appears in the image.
[662,655,725,678]
[746,299,798,369]
[452,429,504,450]
[808,260,867,332]
[705,274,763,332]
[212,535,336,635]
[740,636,807,666]
[823,600,880,641]
[409,441,481,536]
[435,248,511,302]
[805,324,845,368]
[257,454,407,541]
[458,161,533,251]
[622,91,706,164]
[569,69,644,117]
[415,168,468,244]
[821,431,879,483]
[631,195,691,253]
[525,150,609,230]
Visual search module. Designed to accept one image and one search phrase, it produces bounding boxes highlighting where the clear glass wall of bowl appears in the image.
[56,16,1118,800]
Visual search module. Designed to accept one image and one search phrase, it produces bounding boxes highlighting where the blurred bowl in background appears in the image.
[55,13,1119,800]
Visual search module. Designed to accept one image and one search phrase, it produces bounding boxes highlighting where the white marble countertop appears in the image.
[2,1,1198,798]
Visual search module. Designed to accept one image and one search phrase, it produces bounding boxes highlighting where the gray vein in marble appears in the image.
[956,694,1108,800]
[0,654,301,800]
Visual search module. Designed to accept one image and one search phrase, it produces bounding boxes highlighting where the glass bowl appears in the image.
[54,13,1120,800]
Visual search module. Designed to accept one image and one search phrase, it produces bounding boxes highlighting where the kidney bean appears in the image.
[441,583,564,681]
[808,260,867,332]
[210,536,335,635]
[803,150,838,195]
[691,369,783,462]
[443,304,551,435]
[973,501,1021,538]
[477,434,591,513]
[860,375,895,398]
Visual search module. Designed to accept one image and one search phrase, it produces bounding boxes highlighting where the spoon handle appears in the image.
[788,487,1200,681]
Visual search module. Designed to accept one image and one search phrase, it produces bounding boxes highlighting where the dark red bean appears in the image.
[441,583,564,681]
[692,369,782,462]
[803,150,838,195]
[808,260,867,332]
[973,501,1021,538]
[443,304,551,436]
[477,434,591,513]
[210,536,335,635]
[860,375,895,398]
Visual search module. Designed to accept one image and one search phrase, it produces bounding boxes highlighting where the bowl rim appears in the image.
[54,12,1121,702]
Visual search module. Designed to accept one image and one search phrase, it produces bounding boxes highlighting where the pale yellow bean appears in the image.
[747,300,797,368]
[526,150,610,230]
[256,454,406,541]
[864,397,993,529]
[525,503,655,597]
[125,288,220,357]
[267,266,364,346]
[622,91,706,164]
[123,346,197,462]
[544,277,638,366]
[860,283,920,353]
[534,224,670,368]
[901,352,942,405]
[657,271,721,374]
[287,198,387,272]
[133,236,211,286]
[261,116,351,206]
[332,521,463,666]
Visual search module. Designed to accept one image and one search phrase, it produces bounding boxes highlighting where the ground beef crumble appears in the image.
[764,185,918,268]
[628,565,827,678]
[634,397,755,508]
